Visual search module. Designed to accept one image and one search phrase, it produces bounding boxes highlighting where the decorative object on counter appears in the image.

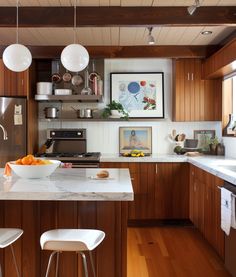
[119,126,152,155]
[60,0,89,72]
[223,114,235,136]
[96,170,109,178]
[36,82,52,95]
[51,61,62,84]
[81,68,92,95]
[173,146,186,155]
[168,130,186,149]
[216,142,225,156]
[44,107,59,119]
[122,149,145,157]
[194,130,216,152]
[102,100,129,119]
[184,139,198,149]
[209,136,219,155]
[2,0,32,72]
[110,72,164,118]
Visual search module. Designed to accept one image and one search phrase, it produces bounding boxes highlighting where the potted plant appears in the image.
[102,100,129,120]
[209,136,219,155]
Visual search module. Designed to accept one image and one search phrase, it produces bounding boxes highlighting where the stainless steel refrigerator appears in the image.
[0,97,27,167]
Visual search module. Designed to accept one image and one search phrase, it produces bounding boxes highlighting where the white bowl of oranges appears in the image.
[7,155,61,179]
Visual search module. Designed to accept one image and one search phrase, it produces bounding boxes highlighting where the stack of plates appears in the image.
[54,89,72,95]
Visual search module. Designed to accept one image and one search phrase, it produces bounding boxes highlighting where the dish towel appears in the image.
[221,187,232,235]
[231,193,236,229]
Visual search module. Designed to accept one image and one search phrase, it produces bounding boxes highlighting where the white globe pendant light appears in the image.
[2,0,32,72]
[61,44,89,72]
[60,0,89,72]
[3,44,32,72]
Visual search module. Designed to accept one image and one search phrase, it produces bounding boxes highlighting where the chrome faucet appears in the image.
[0,124,8,140]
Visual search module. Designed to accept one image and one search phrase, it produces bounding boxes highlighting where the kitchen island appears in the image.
[0,168,133,277]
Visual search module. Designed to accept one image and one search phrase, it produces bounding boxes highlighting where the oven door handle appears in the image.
[72,164,99,168]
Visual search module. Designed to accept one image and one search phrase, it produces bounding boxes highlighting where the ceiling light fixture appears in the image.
[201,30,213,35]
[60,0,89,72]
[3,0,32,72]
[147,27,155,45]
[187,0,200,15]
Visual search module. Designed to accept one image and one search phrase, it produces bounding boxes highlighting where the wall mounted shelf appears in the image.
[35,94,103,102]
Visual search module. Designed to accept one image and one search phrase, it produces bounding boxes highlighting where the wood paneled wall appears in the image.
[0,200,127,277]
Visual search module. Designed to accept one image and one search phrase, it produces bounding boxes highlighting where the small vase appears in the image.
[110,110,123,118]
[209,144,217,155]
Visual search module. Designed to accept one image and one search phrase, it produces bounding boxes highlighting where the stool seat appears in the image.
[0,228,23,248]
[40,229,105,252]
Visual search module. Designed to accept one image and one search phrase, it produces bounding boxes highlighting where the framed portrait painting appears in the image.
[110,72,164,118]
[119,127,152,155]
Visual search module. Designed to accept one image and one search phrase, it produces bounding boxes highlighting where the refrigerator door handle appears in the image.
[0,124,8,140]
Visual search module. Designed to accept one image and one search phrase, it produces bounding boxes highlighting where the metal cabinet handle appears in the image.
[131,178,134,181]
[187,73,190,81]
[155,164,158,174]
[191,73,194,81]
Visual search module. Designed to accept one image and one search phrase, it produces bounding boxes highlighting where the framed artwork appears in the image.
[110,72,164,118]
[193,130,216,151]
[119,127,152,154]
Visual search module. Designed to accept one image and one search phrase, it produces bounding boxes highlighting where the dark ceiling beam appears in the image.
[0,45,219,59]
[0,6,235,27]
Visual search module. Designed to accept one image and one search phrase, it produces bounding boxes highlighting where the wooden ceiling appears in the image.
[0,0,235,57]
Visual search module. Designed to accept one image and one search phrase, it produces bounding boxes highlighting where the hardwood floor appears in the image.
[127,227,231,277]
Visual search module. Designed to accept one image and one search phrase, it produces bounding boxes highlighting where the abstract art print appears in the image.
[110,72,164,118]
[119,127,152,154]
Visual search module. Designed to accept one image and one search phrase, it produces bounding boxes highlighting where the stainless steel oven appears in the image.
[37,129,100,168]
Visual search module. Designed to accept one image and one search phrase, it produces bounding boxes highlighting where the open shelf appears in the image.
[35,94,103,102]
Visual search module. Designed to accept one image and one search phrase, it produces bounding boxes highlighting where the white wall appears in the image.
[223,137,236,158]
[38,58,222,154]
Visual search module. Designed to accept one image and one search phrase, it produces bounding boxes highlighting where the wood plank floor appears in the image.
[127,227,231,277]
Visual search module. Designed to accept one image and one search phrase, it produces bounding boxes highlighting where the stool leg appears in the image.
[45,251,58,277]
[55,252,60,277]
[89,252,96,277]
[10,244,20,277]
[80,252,88,277]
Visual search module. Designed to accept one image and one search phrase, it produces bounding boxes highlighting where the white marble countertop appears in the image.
[0,168,133,201]
[101,153,236,185]
[101,153,187,163]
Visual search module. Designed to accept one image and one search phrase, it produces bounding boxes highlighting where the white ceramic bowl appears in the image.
[54,89,72,95]
[9,160,61,179]
[37,82,53,95]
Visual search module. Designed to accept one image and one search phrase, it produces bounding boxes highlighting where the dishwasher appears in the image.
[224,181,236,277]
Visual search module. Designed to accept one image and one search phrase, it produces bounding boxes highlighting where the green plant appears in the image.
[102,100,129,120]
[209,136,219,146]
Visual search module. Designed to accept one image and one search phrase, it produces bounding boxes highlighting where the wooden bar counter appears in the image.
[0,168,133,277]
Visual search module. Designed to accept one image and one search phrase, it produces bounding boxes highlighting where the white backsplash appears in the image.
[38,58,222,154]
[223,137,236,158]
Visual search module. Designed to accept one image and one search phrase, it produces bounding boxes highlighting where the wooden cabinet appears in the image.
[100,162,189,221]
[189,164,224,259]
[0,59,28,97]
[172,58,222,122]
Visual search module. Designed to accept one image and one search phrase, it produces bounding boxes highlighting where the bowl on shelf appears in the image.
[9,160,61,179]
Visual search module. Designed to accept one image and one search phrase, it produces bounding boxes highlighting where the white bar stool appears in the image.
[0,228,23,277]
[40,229,105,277]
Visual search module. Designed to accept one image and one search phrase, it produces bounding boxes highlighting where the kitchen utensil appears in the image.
[84,108,93,118]
[44,107,59,119]
[54,89,72,95]
[71,73,84,87]
[81,68,92,95]
[51,61,62,84]
[71,106,85,118]
[62,70,72,82]
[89,60,99,82]
[36,82,52,95]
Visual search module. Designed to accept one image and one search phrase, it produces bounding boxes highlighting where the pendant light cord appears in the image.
[73,0,77,44]
[16,0,19,44]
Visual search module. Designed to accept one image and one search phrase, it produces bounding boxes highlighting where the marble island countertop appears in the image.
[101,153,236,185]
[0,168,133,201]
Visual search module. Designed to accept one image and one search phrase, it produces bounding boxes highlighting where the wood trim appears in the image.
[222,78,233,132]
[0,45,218,59]
[202,38,236,79]
[0,7,235,27]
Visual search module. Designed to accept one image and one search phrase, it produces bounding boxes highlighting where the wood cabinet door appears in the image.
[0,59,28,97]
